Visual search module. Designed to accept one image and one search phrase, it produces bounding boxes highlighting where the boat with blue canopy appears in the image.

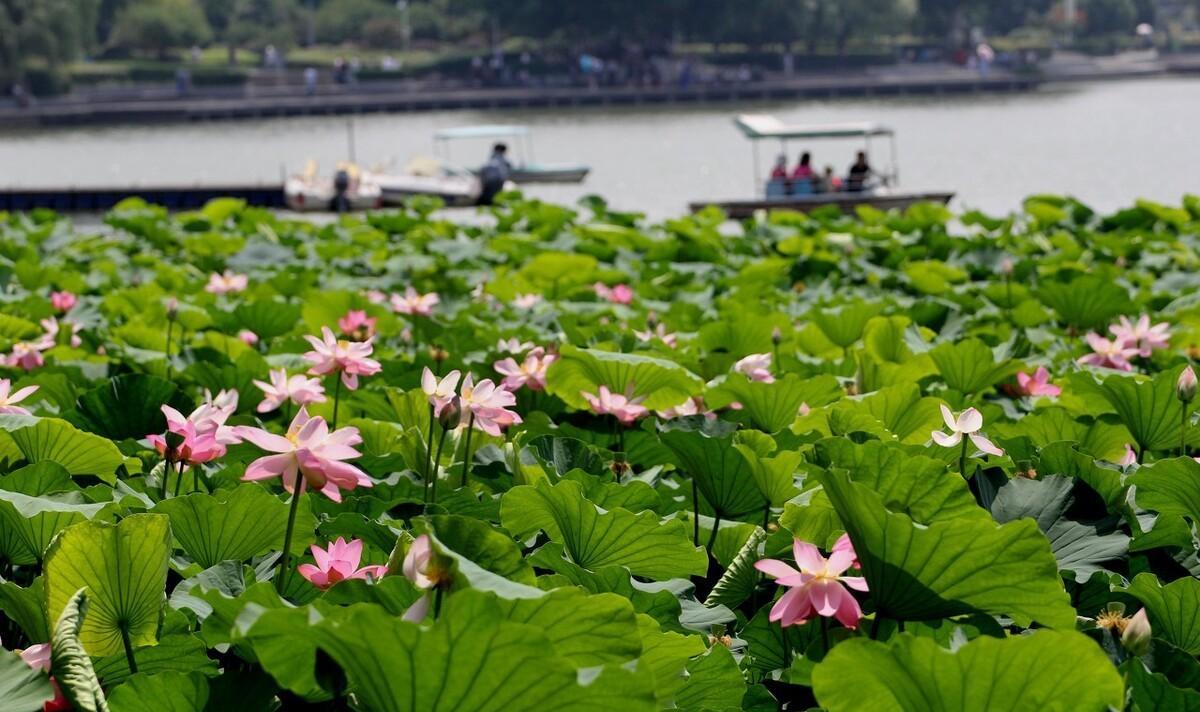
[690,114,953,218]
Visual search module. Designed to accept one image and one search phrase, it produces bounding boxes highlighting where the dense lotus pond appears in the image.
[1,193,1200,710]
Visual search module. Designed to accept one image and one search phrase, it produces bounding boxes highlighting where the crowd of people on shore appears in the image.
[768,150,876,196]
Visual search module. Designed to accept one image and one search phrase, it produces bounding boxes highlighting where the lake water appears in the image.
[2,77,1198,218]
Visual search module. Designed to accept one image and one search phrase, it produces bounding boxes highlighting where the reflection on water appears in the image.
[1,78,1198,218]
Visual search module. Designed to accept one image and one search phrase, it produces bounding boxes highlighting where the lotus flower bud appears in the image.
[1121,608,1152,657]
[771,326,782,346]
[165,297,179,321]
[1178,365,1197,404]
[999,258,1014,277]
[437,395,461,431]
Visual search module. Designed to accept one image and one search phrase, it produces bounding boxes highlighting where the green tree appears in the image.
[0,0,98,90]
[1081,0,1136,34]
[110,0,212,58]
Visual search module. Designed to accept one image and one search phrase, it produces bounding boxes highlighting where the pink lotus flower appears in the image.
[18,643,69,712]
[1078,333,1140,372]
[40,317,81,349]
[831,533,860,570]
[460,373,522,436]
[494,346,557,392]
[634,323,678,348]
[238,329,259,345]
[236,407,372,502]
[391,287,439,317]
[1110,315,1171,357]
[594,282,633,305]
[1014,366,1061,397]
[147,404,230,465]
[657,396,717,421]
[512,293,542,309]
[205,270,248,295]
[734,353,775,383]
[754,538,868,629]
[254,368,327,413]
[496,337,535,354]
[297,537,387,590]
[49,291,76,312]
[0,380,38,415]
[365,289,388,304]
[421,367,462,417]
[582,385,648,425]
[1119,443,1138,467]
[931,405,1004,456]
[5,339,49,371]
[400,534,436,622]
[303,326,382,391]
[337,310,377,340]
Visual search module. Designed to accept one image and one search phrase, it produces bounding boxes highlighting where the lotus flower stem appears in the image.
[164,321,173,380]
[275,479,305,594]
[120,623,138,674]
[705,513,722,556]
[331,377,343,430]
[869,614,883,640]
[459,413,476,487]
[820,616,829,651]
[430,427,450,505]
[692,479,700,546]
[959,438,968,478]
[1182,408,1189,459]
[173,460,186,497]
[424,404,436,500]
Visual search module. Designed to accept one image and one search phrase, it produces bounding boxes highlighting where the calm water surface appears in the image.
[2,78,1198,218]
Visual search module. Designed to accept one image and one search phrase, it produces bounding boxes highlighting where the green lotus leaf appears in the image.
[106,671,209,712]
[0,577,49,643]
[1037,274,1135,330]
[1124,573,1200,654]
[1080,366,1199,453]
[233,298,301,340]
[545,345,703,412]
[707,373,842,434]
[152,483,316,568]
[501,478,706,580]
[822,470,1076,628]
[929,338,1021,395]
[1130,457,1200,524]
[809,300,884,349]
[74,374,184,441]
[44,514,172,658]
[314,590,657,712]
[812,631,1123,712]
[660,425,768,519]
[989,475,1128,579]
[0,416,124,483]
[49,588,108,712]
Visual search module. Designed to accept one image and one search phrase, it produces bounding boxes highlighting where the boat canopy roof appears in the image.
[433,125,531,140]
[734,114,894,140]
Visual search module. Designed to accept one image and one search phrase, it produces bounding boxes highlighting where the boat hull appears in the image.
[472,165,590,185]
[690,191,954,218]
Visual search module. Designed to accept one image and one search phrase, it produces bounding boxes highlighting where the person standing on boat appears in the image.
[479,143,512,205]
[847,151,873,192]
[819,165,843,193]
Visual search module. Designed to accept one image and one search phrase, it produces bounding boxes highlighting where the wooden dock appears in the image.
[0,73,1042,128]
[0,184,285,212]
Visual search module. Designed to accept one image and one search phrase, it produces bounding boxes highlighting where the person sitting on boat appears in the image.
[766,155,789,198]
[846,151,873,192]
[479,143,512,205]
[791,152,817,195]
[819,165,843,193]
